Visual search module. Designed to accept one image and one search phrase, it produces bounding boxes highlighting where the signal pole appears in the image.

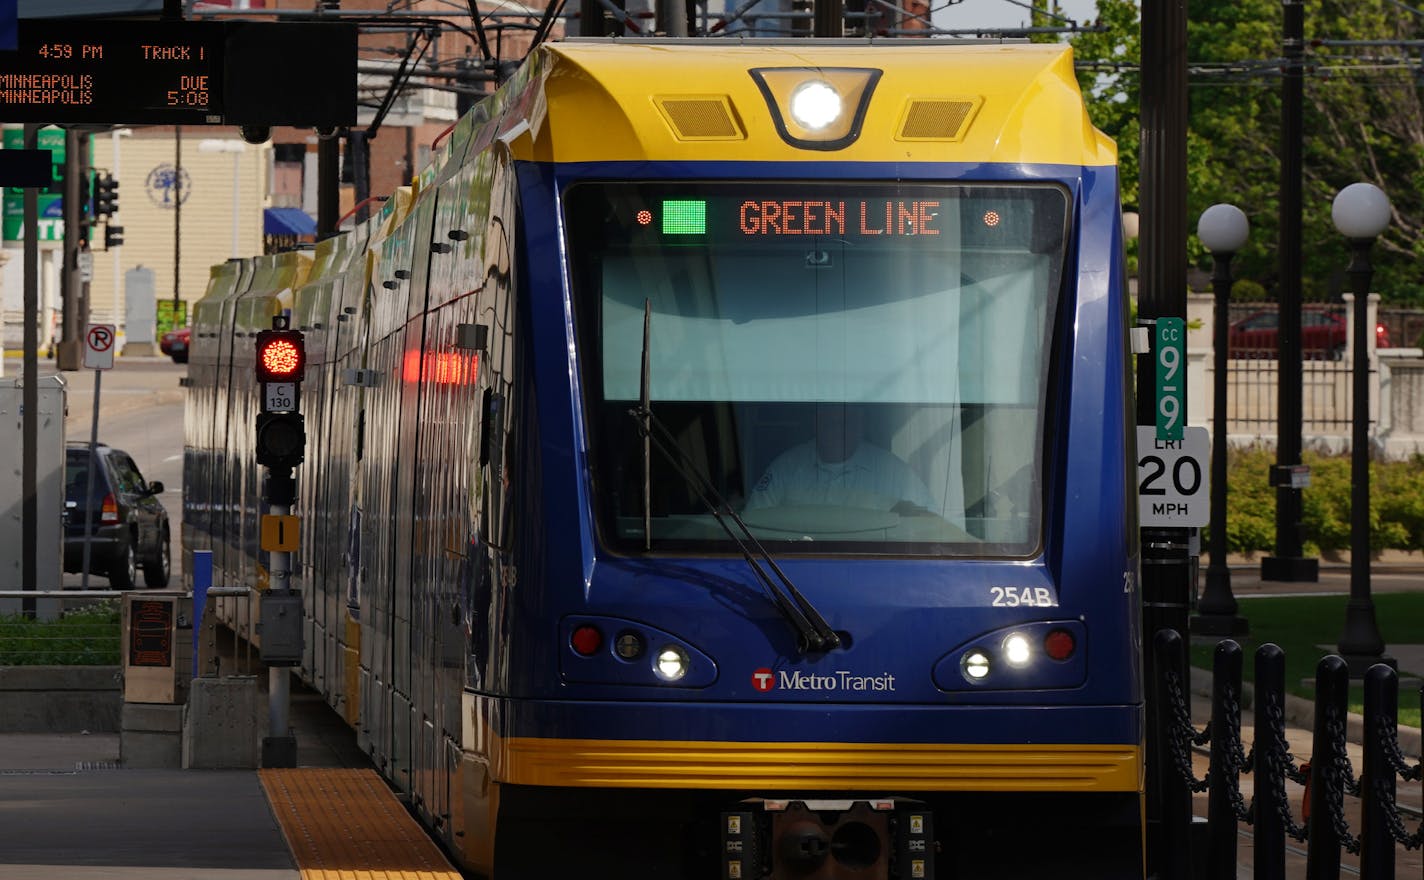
[1139,0,1191,873]
[254,314,307,768]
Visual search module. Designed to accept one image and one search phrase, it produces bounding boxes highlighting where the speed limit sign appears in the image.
[1137,426,1209,527]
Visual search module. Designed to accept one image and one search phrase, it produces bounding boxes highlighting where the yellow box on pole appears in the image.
[261,514,300,552]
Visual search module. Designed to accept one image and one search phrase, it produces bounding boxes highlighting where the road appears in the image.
[49,356,186,589]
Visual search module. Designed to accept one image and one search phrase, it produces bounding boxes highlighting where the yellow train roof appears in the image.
[508,40,1114,167]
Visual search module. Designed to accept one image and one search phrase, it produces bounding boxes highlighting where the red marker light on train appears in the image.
[571,625,603,657]
[256,329,305,383]
[982,210,1001,228]
[402,350,479,385]
[1044,629,1076,661]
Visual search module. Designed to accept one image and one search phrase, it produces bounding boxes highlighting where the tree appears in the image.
[1071,0,1424,304]
[1070,0,1144,273]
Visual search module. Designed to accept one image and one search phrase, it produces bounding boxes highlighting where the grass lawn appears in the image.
[1188,592,1424,728]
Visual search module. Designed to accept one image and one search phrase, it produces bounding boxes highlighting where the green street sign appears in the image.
[1155,317,1185,441]
[2,125,65,241]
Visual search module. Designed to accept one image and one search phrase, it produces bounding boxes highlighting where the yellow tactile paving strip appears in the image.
[259,769,462,880]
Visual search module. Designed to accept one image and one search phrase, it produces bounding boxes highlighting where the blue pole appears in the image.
[191,549,212,678]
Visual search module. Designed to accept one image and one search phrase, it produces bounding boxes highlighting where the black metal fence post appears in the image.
[1253,644,1287,880]
[1154,628,1194,880]
[1306,655,1349,880]
[1207,640,1243,876]
[1359,663,1397,880]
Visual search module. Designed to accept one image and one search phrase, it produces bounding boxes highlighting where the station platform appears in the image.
[0,684,464,880]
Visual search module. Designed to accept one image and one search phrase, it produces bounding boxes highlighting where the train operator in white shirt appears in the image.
[745,404,937,515]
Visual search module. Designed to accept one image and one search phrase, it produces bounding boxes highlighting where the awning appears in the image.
[264,207,317,237]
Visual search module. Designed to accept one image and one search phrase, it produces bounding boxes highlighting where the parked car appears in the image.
[62,443,170,588]
[1228,308,1390,359]
[160,326,191,364]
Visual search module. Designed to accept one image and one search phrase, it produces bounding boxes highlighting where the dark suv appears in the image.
[62,443,171,588]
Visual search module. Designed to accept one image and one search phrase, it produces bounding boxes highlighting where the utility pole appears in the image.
[173,127,183,329]
[317,135,339,238]
[21,123,39,616]
[56,129,88,371]
[1138,0,1191,872]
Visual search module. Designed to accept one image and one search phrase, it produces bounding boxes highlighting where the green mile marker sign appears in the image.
[1155,317,1185,442]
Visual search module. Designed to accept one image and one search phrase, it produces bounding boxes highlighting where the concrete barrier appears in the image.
[0,666,121,732]
[183,676,265,769]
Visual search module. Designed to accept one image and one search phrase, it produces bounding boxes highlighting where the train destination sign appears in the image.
[0,20,224,124]
[630,185,1056,251]
[738,199,942,237]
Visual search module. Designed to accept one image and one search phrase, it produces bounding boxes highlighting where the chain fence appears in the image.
[1153,629,1423,880]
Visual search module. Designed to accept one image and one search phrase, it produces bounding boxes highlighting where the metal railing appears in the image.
[1226,356,1358,434]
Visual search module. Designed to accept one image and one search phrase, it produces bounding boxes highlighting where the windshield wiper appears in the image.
[630,300,841,655]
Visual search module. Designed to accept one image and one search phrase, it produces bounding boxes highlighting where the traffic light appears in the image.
[103,224,124,249]
[94,174,119,218]
[256,410,306,469]
[256,329,305,384]
[255,322,306,469]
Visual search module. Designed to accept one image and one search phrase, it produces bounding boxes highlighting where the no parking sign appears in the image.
[83,323,116,370]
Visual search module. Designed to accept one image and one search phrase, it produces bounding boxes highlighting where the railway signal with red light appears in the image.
[255,319,306,468]
[256,329,305,384]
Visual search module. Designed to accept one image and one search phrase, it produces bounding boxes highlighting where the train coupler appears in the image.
[721,797,935,880]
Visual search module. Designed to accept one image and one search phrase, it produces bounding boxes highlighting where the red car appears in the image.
[160,326,191,364]
[1228,308,1390,359]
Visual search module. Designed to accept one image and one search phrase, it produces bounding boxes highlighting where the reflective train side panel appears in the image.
[186,40,1141,880]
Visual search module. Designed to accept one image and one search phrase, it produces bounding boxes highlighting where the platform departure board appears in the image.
[0,20,225,124]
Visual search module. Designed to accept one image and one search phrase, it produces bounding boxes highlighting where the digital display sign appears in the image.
[0,20,357,127]
[737,199,942,237]
[641,195,950,240]
[600,183,1058,256]
[0,20,224,124]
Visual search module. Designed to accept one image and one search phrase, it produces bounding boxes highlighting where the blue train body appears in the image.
[186,40,1143,879]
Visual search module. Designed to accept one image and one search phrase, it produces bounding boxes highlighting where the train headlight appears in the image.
[1003,633,1032,667]
[789,81,842,131]
[656,645,690,681]
[749,67,880,149]
[615,630,646,661]
[962,651,991,681]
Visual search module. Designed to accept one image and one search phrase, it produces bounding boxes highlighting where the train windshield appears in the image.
[565,181,1068,556]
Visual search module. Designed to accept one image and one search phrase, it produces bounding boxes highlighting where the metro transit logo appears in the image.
[750,666,897,693]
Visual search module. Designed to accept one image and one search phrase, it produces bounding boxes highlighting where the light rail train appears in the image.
[184,38,1143,879]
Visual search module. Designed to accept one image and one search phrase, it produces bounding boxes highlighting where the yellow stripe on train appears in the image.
[493,738,1142,792]
[505,41,1115,168]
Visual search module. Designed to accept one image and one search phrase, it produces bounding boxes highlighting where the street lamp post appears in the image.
[1264,0,1318,583]
[1330,182,1395,675]
[1193,204,1250,636]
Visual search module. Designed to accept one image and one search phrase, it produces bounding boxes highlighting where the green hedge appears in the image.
[1210,446,1424,555]
[0,602,121,665]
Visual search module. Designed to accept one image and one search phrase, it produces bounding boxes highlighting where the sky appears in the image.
[932,0,1101,34]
